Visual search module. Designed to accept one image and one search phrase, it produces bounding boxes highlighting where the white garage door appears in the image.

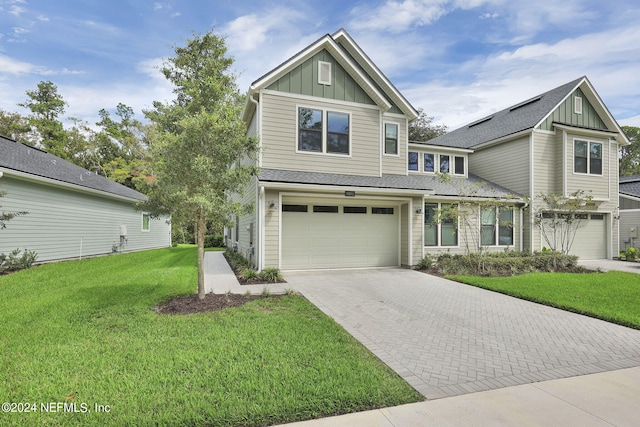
[281,199,399,269]
[571,214,607,259]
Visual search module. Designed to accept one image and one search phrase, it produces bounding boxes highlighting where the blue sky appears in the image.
[1,0,639,132]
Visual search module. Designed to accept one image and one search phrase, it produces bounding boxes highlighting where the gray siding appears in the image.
[468,136,530,196]
[621,196,640,210]
[0,176,170,262]
[263,189,280,268]
[260,91,381,176]
[381,115,408,175]
[563,132,610,199]
[620,210,640,252]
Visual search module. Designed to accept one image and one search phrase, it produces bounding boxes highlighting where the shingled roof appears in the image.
[421,77,586,149]
[0,135,146,201]
[258,169,521,199]
[620,174,640,198]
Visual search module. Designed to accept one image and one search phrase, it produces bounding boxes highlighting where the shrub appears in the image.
[0,248,38,274]
[415,254,433,270]
[239,268,259,281]
[625,247,639,262]
[260,267,284,283]
[204,235,224,248]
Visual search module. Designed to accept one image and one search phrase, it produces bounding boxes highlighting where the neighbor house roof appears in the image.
[0,135,146,202]
[258,169,521,200]
[244,28,418,122]
[620,174,640,198]
[422,76,629,150]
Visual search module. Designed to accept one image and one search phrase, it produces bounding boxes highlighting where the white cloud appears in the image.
[0,53,33,74]
[8,5,25,16]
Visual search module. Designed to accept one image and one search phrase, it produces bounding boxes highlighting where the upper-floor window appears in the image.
[424,153,434,172]
[142,214,150,232]
[408,151,419,170]
[384,123,398,155]
[298,107,350,155]
[574,140,602,175]
[454,156,465,175]
[440,155,450,173]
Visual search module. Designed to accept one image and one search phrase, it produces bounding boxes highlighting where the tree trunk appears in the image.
[197,214,207,300]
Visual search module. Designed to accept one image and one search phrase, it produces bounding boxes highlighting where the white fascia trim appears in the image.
[426,194,526,204]
[250,36,392,113]
[620,194,640,203]
[262,181,433,197]
[331,29,418,121]
[1,167,143,203]
[408,143,474,154]
[553,123,619,138]
[535,78,584,130]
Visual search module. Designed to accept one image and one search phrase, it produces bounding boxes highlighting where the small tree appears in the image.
[143,31,258,299]
[0,191,27,230]
[533,190,593,257]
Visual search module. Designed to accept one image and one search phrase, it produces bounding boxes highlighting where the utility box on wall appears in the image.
[630,227,638,239]
[120,224,128,237]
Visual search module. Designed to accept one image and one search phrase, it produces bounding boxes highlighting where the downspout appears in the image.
[248,92,261,167]
[258,185,265,271]
[520,201,527,252]
[529,132,535,253]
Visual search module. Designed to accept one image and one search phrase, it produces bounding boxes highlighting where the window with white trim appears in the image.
[142,213,150,231]
[298,107,350,155]
[424,202,458,247]
[574,96,583,114]
[454,156,465,175]
[574,139,602,175]
[480,206,513,246]
[384,123,398,155]
[440,155,450,173]
[408,151,419,171]
[424,153,435,172]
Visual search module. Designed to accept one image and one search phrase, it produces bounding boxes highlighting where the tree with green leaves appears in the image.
[409,108,448,142]
[143,31,259,299]
[619,126,640,176]
[18,81,69,159]
[0,190,27,230]
[0,109,31,143]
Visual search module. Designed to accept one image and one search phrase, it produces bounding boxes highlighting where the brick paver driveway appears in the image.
[284,268,640,399]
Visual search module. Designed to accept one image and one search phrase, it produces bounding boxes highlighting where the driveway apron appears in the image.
[284,268,640,400]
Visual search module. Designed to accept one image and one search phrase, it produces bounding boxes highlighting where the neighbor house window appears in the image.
[298,107,350,155]
[142,213,150,231]
[384,123,398,155]
[424,202,458,247]
[480,207,514,246]
[440,155,450,173]
[574,140,602,175]
[424,153,435,172]
[408,151,419,171]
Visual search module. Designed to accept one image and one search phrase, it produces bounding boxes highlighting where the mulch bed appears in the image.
[155,293,274,315]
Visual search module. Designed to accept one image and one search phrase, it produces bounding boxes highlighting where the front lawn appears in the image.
[452,271,640,329]
[0,247,421,426]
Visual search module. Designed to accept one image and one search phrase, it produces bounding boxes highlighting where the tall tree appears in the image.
[143,31,258,299]
[18,81,68,159]
[0,109,31,143]
[409,108,448,142]
[620,126,640,176]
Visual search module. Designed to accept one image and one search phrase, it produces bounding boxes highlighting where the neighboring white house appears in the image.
[228,29,628,270]
[0,135,171,262]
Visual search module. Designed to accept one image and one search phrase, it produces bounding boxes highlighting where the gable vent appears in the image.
[468,115,494,128]
[509,95,542,112]
[318,61,332,85]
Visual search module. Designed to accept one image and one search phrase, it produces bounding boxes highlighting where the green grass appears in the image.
[452,271,640,329]
[0,247,421,426]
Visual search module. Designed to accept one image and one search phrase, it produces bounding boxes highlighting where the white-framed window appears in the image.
[142,213,150,232]
[480,206,513,246]
[574,139,602,175]
[384,123,399,155]
[424,202,458,247]
[424,153,435,172]
[318,61,332,85]
[574,96,583,114]
[454,156,465,175]
[298,106,350,155]
[408,151,419,171]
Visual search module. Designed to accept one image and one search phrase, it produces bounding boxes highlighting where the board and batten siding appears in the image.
[540,88,607,131]
[468,136,530,196]
[260,91,381,176]
[0,176,170,262]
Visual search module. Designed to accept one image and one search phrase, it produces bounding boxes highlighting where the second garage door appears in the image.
[282,199,400,270]
[570,214,607,260]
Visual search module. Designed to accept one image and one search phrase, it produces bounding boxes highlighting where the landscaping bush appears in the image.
[0,248,38,274]
[260,267,284,283]
[624,247,639,262]
[204,234,224,248]
[416,250,581,276]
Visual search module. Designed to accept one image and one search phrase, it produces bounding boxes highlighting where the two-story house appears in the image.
[230,29,627,270]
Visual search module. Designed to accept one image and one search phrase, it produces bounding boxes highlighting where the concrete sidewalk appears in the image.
[277,366,640,426]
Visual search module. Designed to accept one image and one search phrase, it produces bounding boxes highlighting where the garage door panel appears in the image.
[282,201,399,269]
[570,216,607,260]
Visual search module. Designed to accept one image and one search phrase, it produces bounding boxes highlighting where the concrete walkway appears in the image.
[580,258,640,274]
